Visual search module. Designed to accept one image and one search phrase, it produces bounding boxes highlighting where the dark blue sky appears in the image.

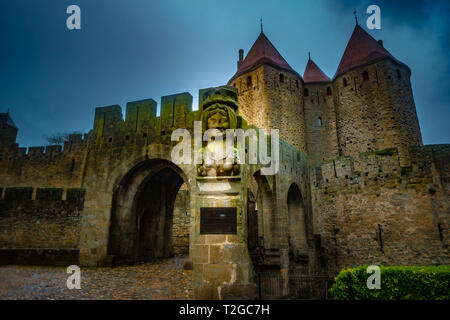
[1,0,449,147]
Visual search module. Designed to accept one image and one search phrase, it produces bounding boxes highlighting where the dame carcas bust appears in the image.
[197,87,241,177]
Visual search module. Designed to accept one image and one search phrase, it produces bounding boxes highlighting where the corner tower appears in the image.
[303,56,339,164]
[227,32,306,151]
[333,24,423,166]
[0,112,18,149]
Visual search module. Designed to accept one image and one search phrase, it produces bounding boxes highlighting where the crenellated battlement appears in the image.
[0,187,85,258]
[90,92,200,150]
[0,92,199,163]
[0,187,85,205]
[311,145,450,274]
[1,134,87,162]
[312,145,450,197]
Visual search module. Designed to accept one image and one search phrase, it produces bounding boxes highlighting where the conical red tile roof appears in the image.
[303,58,330,83]
[335,25,400,78]
[229,32,299,82]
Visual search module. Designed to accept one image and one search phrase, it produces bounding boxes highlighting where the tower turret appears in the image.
[237,49,244,69]
[303,57,339,164]
[228,31,306,151]
[333,24,422,166]
[0,111,18,149]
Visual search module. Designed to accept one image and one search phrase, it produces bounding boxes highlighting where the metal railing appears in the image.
[257,272,335,300]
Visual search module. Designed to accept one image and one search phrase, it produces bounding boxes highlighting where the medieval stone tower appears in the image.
[227,32,307,152]
[229,24,423,167]
[331,25,422,167]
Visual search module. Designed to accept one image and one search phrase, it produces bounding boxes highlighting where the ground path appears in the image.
[0,256,193,300]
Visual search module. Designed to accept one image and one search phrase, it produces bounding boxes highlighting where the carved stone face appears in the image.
[197,102,240,177]
[207,109,229,132]
[200,103,237,135]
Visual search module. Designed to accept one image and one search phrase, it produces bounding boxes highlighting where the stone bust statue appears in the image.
[197,100,240,177]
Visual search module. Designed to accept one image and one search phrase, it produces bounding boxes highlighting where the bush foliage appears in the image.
[329,265,450,300]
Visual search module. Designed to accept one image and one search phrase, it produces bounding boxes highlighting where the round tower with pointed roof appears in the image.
[303,56,339,164]
[227,31,306,152]
[333,24,423,166]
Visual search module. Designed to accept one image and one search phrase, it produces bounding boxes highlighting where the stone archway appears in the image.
[287,183,307,259]
[107,159,190,265]
[253,170,276,250]
[247,188,258,257]
[287,183,309,297]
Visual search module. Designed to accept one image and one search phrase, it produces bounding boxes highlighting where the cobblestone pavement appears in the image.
[0,256,193,300]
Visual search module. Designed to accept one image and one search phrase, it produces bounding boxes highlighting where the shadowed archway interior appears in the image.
[253,170,277,250]
[107,159,188,265]
[287,183,307,259]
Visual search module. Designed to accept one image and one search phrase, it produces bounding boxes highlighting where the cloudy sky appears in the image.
[1,0,449,147]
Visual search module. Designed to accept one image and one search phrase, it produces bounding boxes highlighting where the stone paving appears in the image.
[0,256,193,300]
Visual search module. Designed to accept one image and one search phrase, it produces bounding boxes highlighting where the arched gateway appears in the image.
[107,159,190,265]
[74,86,315,299]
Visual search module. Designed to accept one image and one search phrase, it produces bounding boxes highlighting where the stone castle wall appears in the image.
[229,58,423,171]
[92,94,198,151]
[229,65,306,152]
[0,92,201,266]
[0,135,87,188]
[303,82,339,164]
[0,187,85,265]
[230,66,271,135]
[333,59,423,167]
[73,93,199,265]
[311,145,450,275]
[172,188,190,256]
[0,134,88,266]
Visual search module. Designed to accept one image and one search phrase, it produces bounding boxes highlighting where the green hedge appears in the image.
[329,265,450,300]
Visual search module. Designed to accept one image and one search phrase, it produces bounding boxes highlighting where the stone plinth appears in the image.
[193,176,257,300]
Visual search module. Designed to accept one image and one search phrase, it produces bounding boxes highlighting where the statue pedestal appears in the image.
[193,176,257,300]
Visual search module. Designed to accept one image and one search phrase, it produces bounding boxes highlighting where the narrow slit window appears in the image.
[326,87,332,96]
[318,116,323,126]
[303,88,309,97]
[363,70,369,81]
[396,69,402,80]
[247,76,252,87]
[438,223,443,242]
[343,78,348,87]
[378,224,384,253]
[279,73,284,83]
